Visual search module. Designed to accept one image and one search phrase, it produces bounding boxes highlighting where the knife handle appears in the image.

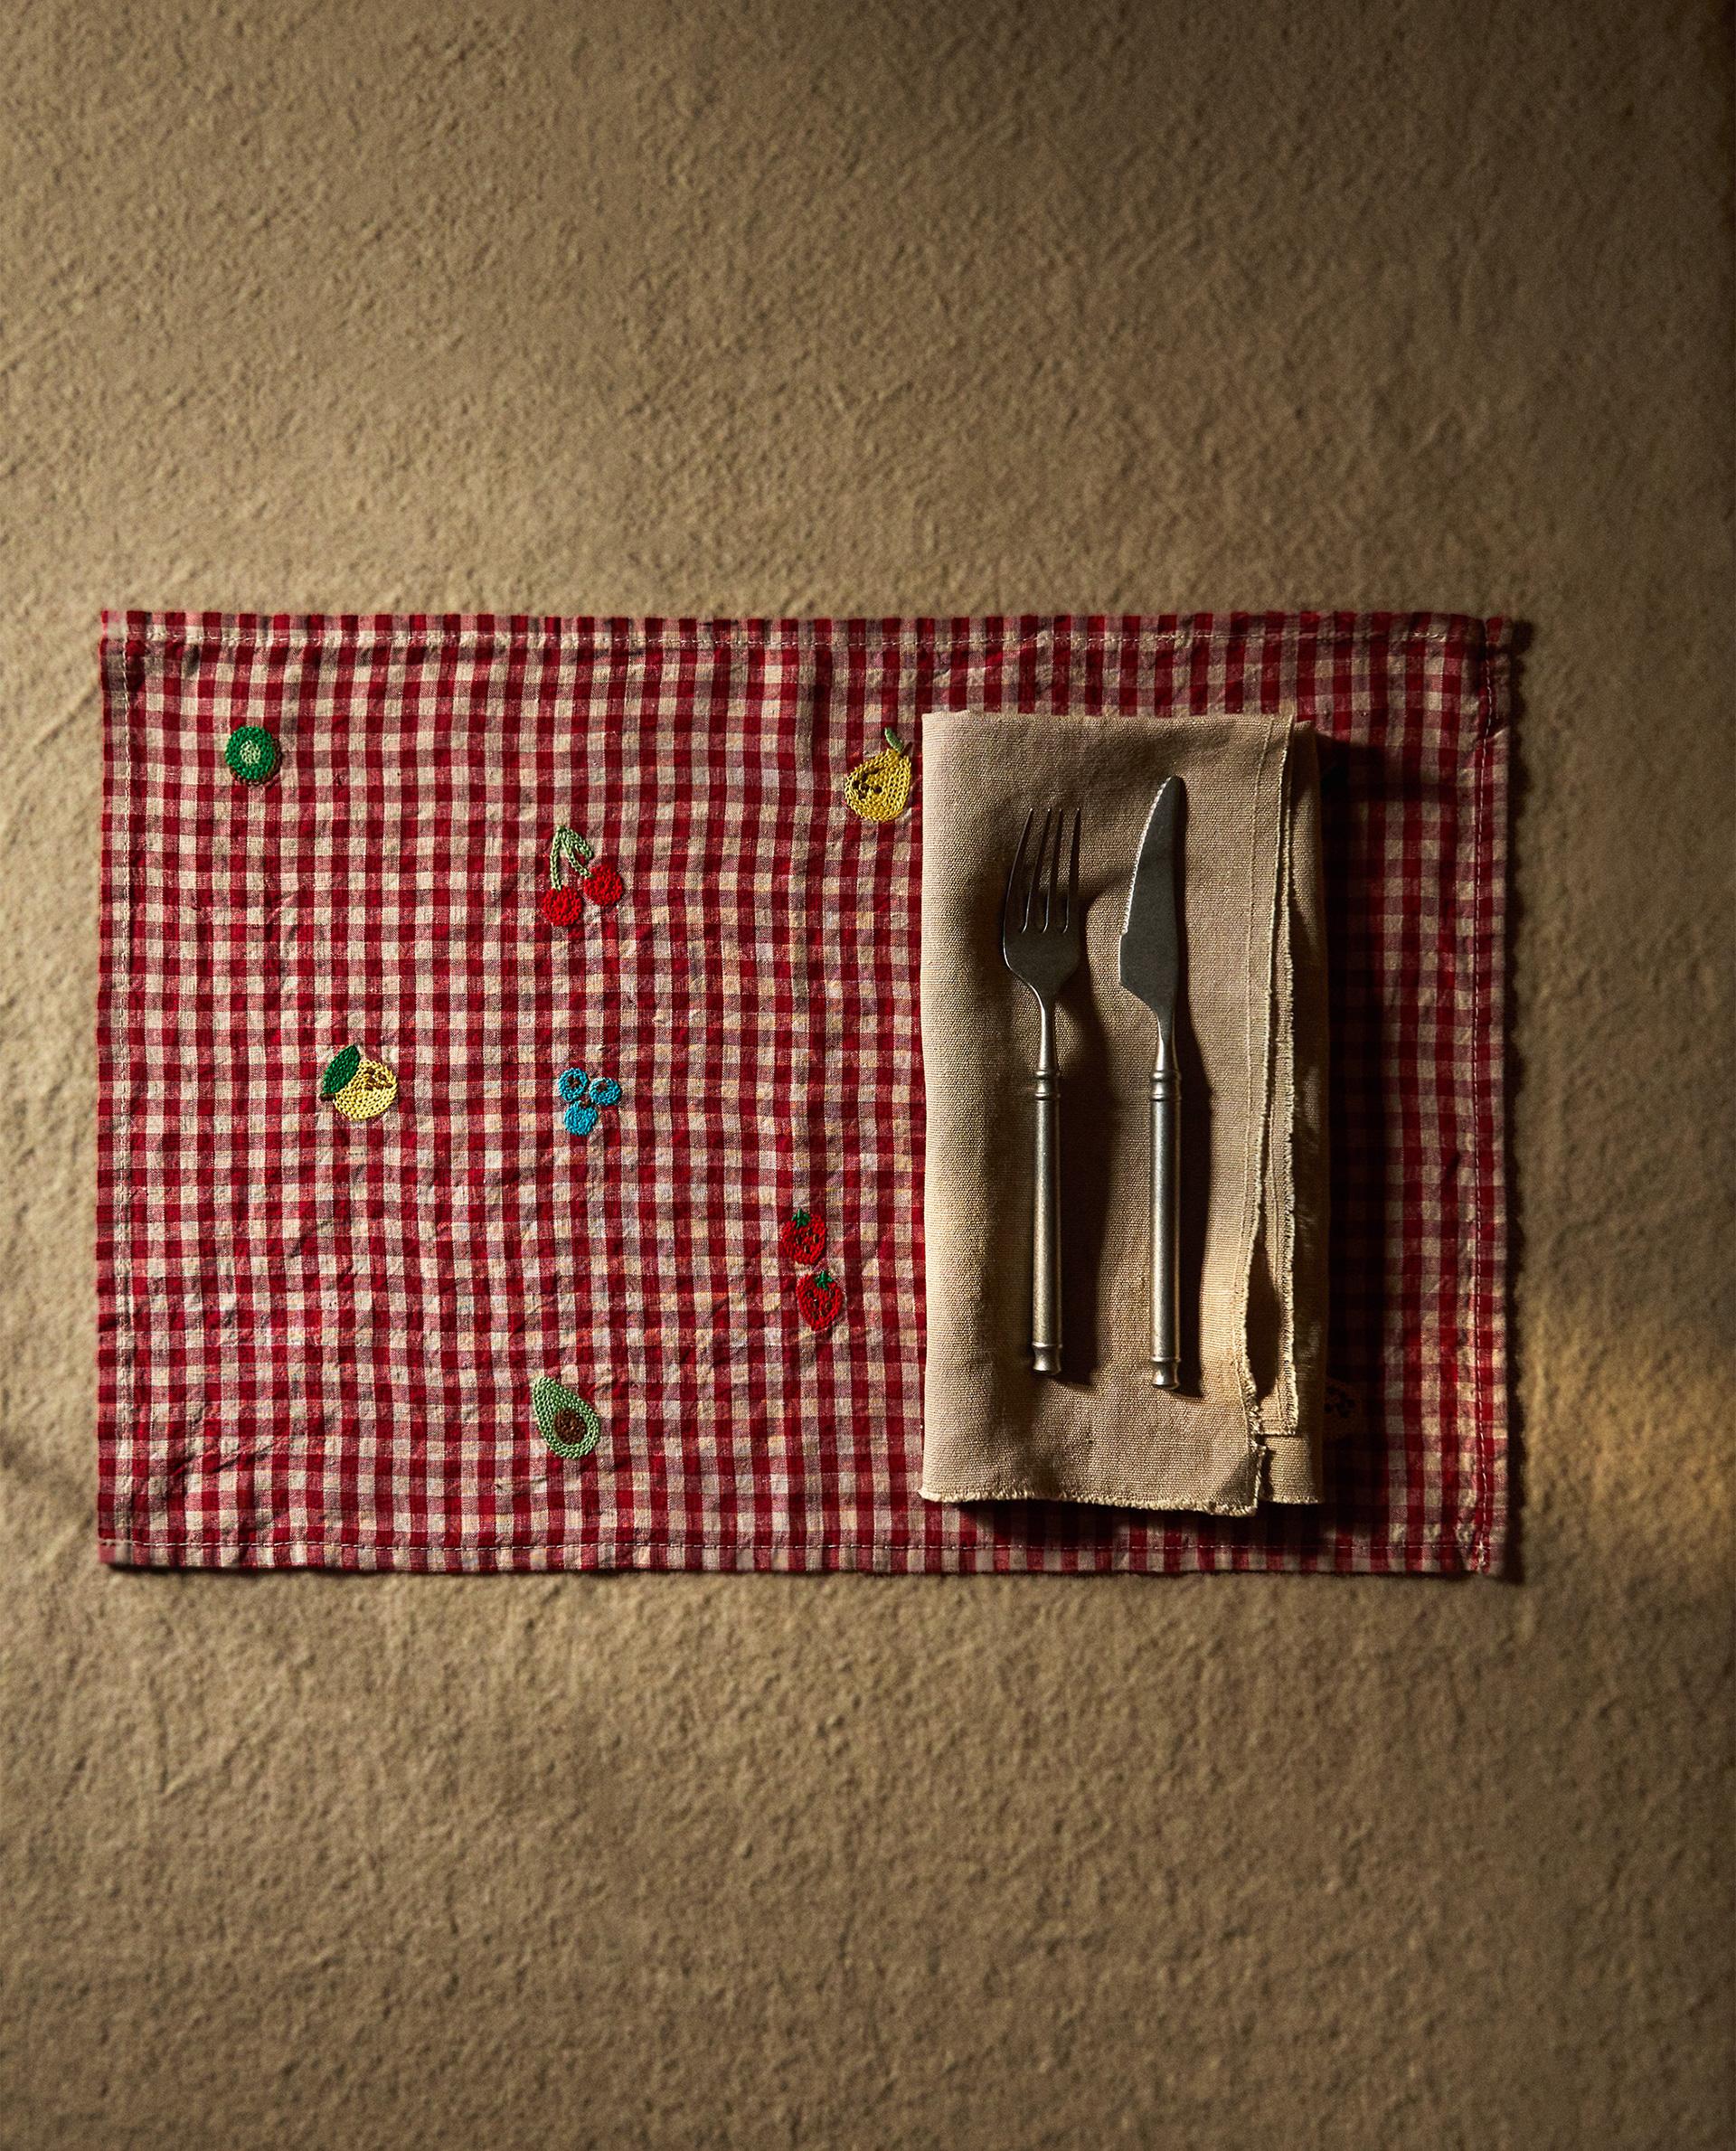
[1149,1052,1180,1388]
[1031,1061,1062,1375]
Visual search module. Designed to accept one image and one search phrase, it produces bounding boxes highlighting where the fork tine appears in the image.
[1025,808,1053,929]
[1003,809,1035,939]
[1043,805,1065,929]
[1064,807,1080,932]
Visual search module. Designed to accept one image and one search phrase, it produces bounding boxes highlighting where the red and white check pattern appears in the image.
[97,611,1509,1573]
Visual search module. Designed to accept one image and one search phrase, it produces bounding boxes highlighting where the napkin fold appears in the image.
[919,712,1328,1517]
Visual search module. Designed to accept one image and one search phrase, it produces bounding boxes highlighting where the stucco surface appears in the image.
[2,2,1731,2145]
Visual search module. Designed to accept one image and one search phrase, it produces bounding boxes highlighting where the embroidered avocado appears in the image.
[532,1376,602,1460]
[844,729,914,822]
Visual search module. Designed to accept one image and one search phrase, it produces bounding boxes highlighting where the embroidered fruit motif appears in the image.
[224,724,279,783]
[318,1043,397,1122]
[844,728,914,822]
[796,1268,844,1335]
[779,1208,826,1267]
[532,1375,602,1461]
[581,860,624,909]
[555,1066,622,1137]
[540,825,627,921]
[540,825,593,929]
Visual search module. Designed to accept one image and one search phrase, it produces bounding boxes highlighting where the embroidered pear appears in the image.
[844,728,914,823]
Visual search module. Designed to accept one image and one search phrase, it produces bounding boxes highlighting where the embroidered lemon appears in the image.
[844,728,914,822]
[319,1043,398,1121]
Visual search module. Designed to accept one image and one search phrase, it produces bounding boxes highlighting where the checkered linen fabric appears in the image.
[96,611,1510,1573]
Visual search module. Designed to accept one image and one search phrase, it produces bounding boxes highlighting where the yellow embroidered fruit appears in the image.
[844,729,914,822]
[320,1043,398,1122]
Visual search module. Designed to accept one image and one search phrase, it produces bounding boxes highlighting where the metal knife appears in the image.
[1118,778,1184,1389]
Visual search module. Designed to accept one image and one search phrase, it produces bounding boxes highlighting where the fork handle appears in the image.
[1031,1062,1062,1374]
[1149,1045,1180,1389]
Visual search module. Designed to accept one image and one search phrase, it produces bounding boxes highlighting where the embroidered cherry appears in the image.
[797,1267,844,1335]
[541,825,593,929]
[581,859,624,910]
[779,1209,826,1267]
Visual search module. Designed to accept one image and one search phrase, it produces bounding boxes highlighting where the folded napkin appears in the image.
[920,712,1328,1517]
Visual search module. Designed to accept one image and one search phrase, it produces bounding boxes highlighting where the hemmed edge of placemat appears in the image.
[95,1527,1494,1575]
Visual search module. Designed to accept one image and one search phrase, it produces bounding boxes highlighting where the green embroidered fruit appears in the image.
[844,729,914,822]
[532,1376,602,1460]
[224,724,279,783]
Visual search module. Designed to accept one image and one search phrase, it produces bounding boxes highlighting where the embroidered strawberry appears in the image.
[779,1208,826,1267]
[541,884,584,928]
[797,1267,844,1335]
[581,859,624,909]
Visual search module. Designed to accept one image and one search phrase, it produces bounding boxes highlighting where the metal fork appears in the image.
[1001,807,1083,1375]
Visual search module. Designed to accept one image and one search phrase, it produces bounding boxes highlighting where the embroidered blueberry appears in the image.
[779,1208,826,1267]
[532,1375,602,1461]
[224,724,279,784]
[557,1063,619,1137]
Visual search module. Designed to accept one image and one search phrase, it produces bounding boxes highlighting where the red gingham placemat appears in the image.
[96,611,1510,1573]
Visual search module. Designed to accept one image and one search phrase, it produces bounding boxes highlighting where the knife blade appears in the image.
[1118,778,1181,1034]
[1119,778,1184,1389]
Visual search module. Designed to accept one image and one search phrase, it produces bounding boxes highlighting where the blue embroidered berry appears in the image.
[557,1068,590,1103]
[225,725,279,783]
[564,1100,600,1137]
[586,1076,622,1108]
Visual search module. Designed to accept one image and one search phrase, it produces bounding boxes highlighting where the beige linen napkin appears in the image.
[919,712,1328,1517]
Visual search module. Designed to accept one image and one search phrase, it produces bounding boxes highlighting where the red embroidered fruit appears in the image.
[778,1209,826,1266]
[541,885,583,928]
[581,860,624,909]
[797,1268,844,1335]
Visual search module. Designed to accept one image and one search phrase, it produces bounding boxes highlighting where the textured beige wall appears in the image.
[3,1,1731,2145]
